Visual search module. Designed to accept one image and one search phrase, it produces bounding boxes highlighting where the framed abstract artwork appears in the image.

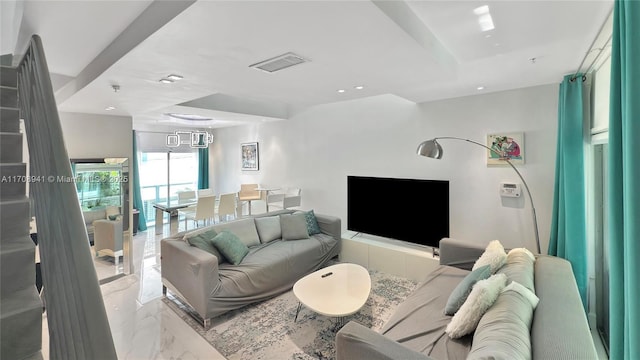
[241,142,259,171]
[486,132,525,166]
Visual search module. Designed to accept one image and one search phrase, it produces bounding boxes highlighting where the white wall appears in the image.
[59,111,135,272]
[59,112,132,159]
[211,84,558,252]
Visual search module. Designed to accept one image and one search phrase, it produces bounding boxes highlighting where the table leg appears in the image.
[294,302,303,322]
[155,208,163,235]
[170,213,179,234]
[247,200,252,215]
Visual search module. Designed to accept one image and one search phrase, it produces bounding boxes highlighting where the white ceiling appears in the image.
[9,0,613,129]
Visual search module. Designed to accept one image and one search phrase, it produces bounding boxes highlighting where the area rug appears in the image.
[163,267,417,360]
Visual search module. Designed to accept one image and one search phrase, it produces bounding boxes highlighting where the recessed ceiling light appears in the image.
[477,86,485,91]
[337,89,346,93]
[159,78,173,84]
[167,74,183,81]
[105,106,116,111]
[473,5,495,32]
[354,85,364,90]
[473,5,489,15]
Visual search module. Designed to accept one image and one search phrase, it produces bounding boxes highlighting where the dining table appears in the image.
[152,199,196,235]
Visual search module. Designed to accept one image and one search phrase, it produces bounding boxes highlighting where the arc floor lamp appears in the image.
[416,137,541,254]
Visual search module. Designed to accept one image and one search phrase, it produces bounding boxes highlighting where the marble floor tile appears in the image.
[42,224,225,359]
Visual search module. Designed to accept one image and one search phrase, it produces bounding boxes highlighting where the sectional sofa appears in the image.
[161,209,341,328]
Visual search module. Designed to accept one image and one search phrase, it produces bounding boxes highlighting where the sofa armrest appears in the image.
[315,213,341,240]
[438,238,486,270]
[336,322,434,360]
[531,256,598,359]
[161,239,220,319]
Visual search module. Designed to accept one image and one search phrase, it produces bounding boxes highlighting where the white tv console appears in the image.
[339,232,440,282]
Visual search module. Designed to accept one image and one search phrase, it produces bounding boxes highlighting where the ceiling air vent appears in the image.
[249,52,308,73]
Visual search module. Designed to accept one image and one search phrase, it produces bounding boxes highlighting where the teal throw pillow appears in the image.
[211,230,249,265]
[445,264,492,315]
[108,214,121,221]
[303,210,322,235]
[186,229,224,264]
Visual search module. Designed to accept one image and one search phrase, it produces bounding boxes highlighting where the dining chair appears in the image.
[283,188,302,209]
[216,193,237,223]
[177,190,196,203]
[266,192,285,212]
[179,195,216,230]
[93,218,124,266]
[237,183,261,215]
[197,189,214,197]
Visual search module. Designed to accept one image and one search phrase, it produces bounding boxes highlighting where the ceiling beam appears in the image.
[55,0,197,105]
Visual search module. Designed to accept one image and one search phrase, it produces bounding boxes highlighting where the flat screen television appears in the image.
[347,176,449,248]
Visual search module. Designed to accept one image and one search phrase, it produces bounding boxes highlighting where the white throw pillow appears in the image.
[473,240,507,273]
[508,247,536,262]
[502,281,540,308]
[445,273,508,339]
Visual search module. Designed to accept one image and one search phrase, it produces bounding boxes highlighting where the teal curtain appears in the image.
[197,147,209,190]
[548,74,587,309]
[608,1,640,358]
[132,131,147,231]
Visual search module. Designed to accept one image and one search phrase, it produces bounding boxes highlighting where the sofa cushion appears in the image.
[213,218,261,247]
[255,216,282,243]
[186,229,224,264]
[446,273,508,338]
[280,213,310,240]
[212,233,341,313]
[212,230,249,265]
[445,264,492,315]
[467,281,537,360]
[380,265,473,358]
[472,240,507,273]
[496,248,536,293]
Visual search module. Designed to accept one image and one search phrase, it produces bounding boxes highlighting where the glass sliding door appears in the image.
[139,151,197,226]
[169,152,198,199]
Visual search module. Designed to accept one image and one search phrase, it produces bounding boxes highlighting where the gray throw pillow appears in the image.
[211,230,249,265]
[496,249,536,293]
[186,229,224,264]
[280,213,310,241]
[255,216,282,243]
[467,284,536,360]
[445,264,492,315]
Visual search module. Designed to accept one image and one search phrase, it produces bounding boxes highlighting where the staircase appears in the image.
[0,63,43,359]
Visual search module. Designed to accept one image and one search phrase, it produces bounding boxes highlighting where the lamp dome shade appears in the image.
[417,139,443,159]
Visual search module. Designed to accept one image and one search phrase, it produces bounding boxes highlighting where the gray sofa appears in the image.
[161,209,341,328]
[336,238,598,360]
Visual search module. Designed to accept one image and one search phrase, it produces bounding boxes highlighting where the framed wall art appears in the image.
[241,142,259,171]
[486,132,525,166]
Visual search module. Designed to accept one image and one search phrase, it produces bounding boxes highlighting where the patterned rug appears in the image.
[163,266,417,360]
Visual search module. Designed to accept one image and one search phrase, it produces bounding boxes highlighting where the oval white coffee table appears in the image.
[293,263,371,326]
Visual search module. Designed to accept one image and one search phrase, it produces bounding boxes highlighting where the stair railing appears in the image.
[17,34,117,359]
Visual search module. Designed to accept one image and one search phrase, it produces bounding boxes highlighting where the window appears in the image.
[139,151,198,225]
